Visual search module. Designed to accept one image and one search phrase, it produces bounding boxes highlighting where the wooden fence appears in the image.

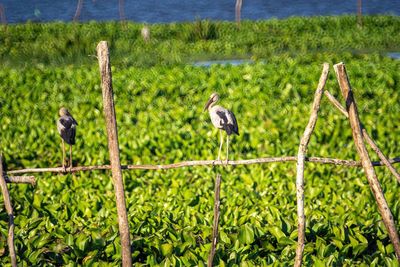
[1,41,399,266]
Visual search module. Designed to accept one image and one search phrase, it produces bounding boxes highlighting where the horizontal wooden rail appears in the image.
[6,176,36,185]
[6,156,400,175]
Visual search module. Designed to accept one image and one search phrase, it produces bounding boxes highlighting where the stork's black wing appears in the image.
[227,110,239,135]
[57,116,77,145]
[216,109,239,136]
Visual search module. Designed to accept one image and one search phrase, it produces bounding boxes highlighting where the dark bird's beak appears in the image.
[204,97,213,111]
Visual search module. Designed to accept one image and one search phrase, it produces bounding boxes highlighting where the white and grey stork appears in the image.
[57,107,78,171]
[204,92,239,163]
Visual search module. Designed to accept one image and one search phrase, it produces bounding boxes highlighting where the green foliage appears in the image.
[0,16,399,265]
[0,16,400,67]
[188,19,219,42]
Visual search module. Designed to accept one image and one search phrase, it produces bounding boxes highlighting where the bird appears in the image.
[57,107,78,171]
[141,25,150,42]
[204,92,239,164]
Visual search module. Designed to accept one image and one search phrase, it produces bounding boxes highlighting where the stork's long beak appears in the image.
[203,97,213,111]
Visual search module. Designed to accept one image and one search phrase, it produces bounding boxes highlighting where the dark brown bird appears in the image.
[57,107,77,171]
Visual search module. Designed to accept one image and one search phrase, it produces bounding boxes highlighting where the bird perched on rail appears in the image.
[57,107,78,171]
[204,92,239,164]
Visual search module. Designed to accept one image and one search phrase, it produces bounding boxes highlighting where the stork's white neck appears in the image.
[208,100,219,111]
[208,104,222,113]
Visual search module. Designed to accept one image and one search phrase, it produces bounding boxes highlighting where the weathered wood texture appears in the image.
[295,63,329,267]
[334,62,400,260]
[235,0,242,27]
[5,175,36,185]
[324,90,400,184]
[0,155,17,267]
[208,174,221,267]
[7,156,400,175]
[97,41,132,266]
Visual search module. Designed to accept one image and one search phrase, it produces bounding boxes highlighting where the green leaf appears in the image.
[268,226,286,240]
[239,224,255,245]
[220,231,231,245]
[161,243,173,256]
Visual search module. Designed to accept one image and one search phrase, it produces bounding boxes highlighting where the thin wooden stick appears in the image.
[0,155,17,267]
[357,0,363,27]
[97,41,132,266]
[324,89,400,184]
[208,173,221,267]
[334,62,400,260]
[324,90,348,116]
[295,63,329,267]
[361,128,400,184]
[0,4,7,25]
[235,0,242,28]
[6,156,400,175]
[119,0,126,23]
[73,0,83,22]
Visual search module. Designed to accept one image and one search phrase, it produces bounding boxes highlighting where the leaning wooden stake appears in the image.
[208,174,221,267]
[324,89,400,184]
[97,41,132,266]
[0,154,17,267]
[295,63,329,267]
[334,62,400,260]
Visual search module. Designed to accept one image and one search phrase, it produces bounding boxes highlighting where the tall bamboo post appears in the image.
[0,154,17,267]
[334,62,400,260]
[97,41,132,266]
[294,63,329,266]
[208,173,221,267]
[324,89,400,184]
[235,0,242,28]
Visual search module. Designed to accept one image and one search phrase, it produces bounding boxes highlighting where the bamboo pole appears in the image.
[73,0,83,22]
[97,41,132,266]
[334,62,400,260]
[357,0,363,27]
[119,0,126,23]
[0,4,6,25]
[235,0,243,28]
[0,155,17,267]
[324,89,400,184]
[294,63,329,267]
[6,156,400,175]
[208,173,221,267]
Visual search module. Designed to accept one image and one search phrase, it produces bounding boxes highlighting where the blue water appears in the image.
[193,59,255,67]
[388,53,400,59]
[0,0,399,24]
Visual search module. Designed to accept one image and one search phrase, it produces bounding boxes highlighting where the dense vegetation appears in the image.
[0,16,400,67]
[0,16,399,266]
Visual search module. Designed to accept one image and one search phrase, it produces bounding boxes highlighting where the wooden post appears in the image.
[119,0,126,23]
[235,0,242,28]
[73,0,83,22]
[0,4,6,25]
[357,0,362,27]
[97,41,132,266]
[334,62,400,260]
[0,154,17,267]
[294,63,329,267]
[208,174,221,267]
[324,89,400,184]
